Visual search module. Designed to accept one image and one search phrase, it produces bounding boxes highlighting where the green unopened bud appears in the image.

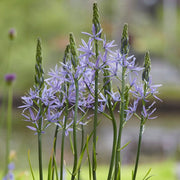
[36,38,42,64]
[93,2,101,36]
[63,44,70,64]
[142,51,151,82]
[35,38,44,90]
[69,33,78,68]
[121,24,129,55]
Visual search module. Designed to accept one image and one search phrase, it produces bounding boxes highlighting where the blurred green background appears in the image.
[0,0,180,179]
[1,0,180,95]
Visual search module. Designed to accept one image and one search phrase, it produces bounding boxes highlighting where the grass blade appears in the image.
[87,136,92,180]
[28,150,35,180]
[74,133,93,175]
[142,168,153,180]
[69,132,74,154]
[47,156,52,180]
[53,155,59,180]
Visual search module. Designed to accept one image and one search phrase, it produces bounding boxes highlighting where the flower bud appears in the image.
[8,28,16,40]
[142,51,151,82]
[35,38,44,91]
[121,24,129,55]
[93,3,101,37]
[63,44,70,64]
[69,33,78,68]
[4,73,16,85]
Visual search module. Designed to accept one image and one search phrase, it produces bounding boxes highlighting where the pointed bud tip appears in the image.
[121,23,129,55]
[122,23,128,36]
[69,33,75,43]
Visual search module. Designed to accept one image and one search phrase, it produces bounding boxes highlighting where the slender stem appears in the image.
[0,84,7,132]
[132,118,144,180]
[115,67,126,180]
[38,130,43,180]
[71,79,79,180]
[38,103,43,180]
[4,85,13,175]
[92,28,99,179]
[52,125,59,180]
[78,114,85,180]
[107,97,117,180]
[53,126,59,154]
[133,82,146,180]
[92,69,98,180]
[7,41,14,72]
[60,101,69,180]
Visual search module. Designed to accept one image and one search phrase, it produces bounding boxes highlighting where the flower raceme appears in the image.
[19,19,162,180]
[20,26,161,135]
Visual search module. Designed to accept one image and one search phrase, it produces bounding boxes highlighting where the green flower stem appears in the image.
[35,38,44,180]
[133,80,147,180]
[52,125,59,180]
[103,62,117,180]
[107,96,117,180]
[38,102,43,180]
[92,2,100,172]
[37,101,44,180]
[115,67,126,180]
[92,69,98,180]
[92,3,101,178]
[71,79,79,180]
[4,84,13,175]
[7,41,14,73]
[0,85,7,134]
[38,129,43,180]
[78,114,85,180]
[60,44,70,180]
[132,117,144,180]
[60,101,69,180]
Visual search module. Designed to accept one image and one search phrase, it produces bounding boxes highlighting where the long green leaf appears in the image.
[69,132,74,154]
[28,150,35,180]
[47,156,52,180]
[53,155,59,180]
[142,168,153,180]
[87,136,92,180]
[132,170,134,180]
[74,132,93,175]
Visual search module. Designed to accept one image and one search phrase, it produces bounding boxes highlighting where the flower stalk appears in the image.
[4,84,13,176]
[60,44,71,180]
[132,52,151,180]
[70,33,80,180]
[60,101,69,180]
[115,24,129,180]
[35,38,44,180]
[103,59,117,180]
[92,3,101,180]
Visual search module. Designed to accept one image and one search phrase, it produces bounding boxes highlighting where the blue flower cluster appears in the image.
[20,26,161,135]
